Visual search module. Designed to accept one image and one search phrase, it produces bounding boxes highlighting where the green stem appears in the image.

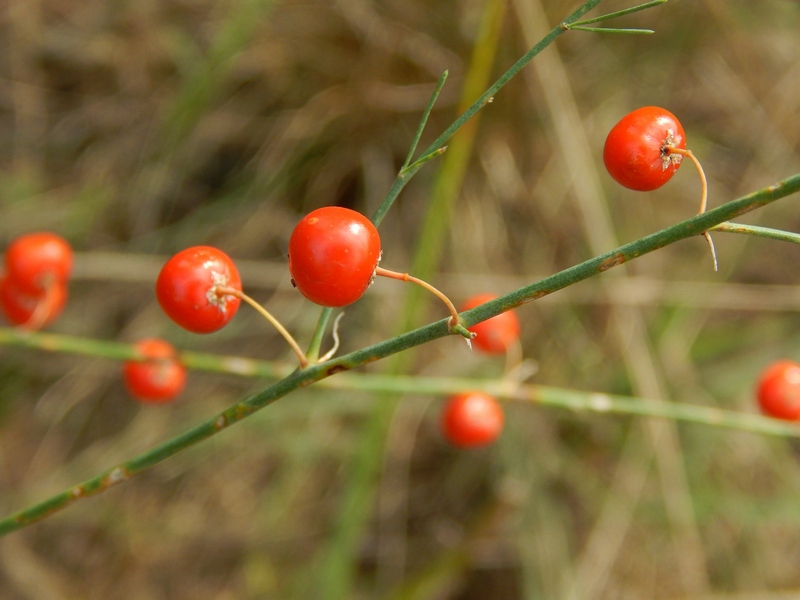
[565,26,654,34]
[0,329,796,434]
[370,0,606,227]
[711,222,800,245]
[401,71,449,171]
[1,172,799,537]
[0,329,141,362]
[400,147,449,174]
[305,307,334,363]
[2,328,795,437]
[328,376,800,439]
[569,0,667,26]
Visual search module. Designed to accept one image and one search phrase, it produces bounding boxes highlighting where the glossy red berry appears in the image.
[123,339,187,404]
[156,246,242,334]
[603,106,686,192]
[288,206,381,307]
[4,232,73,295]
[460,293,520,355]
[755,360,800,421]
[0,275,68,329]
[441,391,504,448]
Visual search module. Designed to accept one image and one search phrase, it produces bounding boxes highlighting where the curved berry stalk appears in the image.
[123,339,187,404]
[157,246,309,367]
[288,206,472,342]
[441,391,504,448]
[373,267,471,340]
[604,106,717,270]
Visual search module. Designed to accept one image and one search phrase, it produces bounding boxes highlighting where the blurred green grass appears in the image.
[1,0,800,598]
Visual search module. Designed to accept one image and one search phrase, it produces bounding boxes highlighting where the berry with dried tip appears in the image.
[288,207,381,308]
[441,391,504,448]
[604,106,717,269]
[460,293,520,354]
[156,246,242,334]
[123,338,187,404]
[755,360,800,421]
[603,106,686,192]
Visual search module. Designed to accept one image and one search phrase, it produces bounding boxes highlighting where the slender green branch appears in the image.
[401,71,449,171]
[400,147,449,174]
[569,0,667,26]
[0,329,141,362]
[523,386,800,438]
[564,26,654,34]
[326,376,800,439]
[305,307,334,363]
[0,327,288,378]
[0,328,795,438]
[1,172,799,537]
[370,0,607,227]
[711,222,800,245]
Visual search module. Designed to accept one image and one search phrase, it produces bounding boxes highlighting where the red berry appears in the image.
[288,207,381,307]
[603,106,686,192]
[123,338,186,404]
[755,360,800,421]
[0,275,68,329]
[441,392,504,448]
[5,232,73,295]
[460,293,520,354]
[156,246,242,334]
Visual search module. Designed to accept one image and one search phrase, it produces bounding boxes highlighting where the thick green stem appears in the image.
[1,172,798,537]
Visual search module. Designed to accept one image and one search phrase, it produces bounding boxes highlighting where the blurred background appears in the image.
[1,0,800,597]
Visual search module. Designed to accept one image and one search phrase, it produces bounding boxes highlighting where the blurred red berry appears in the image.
[460,293,520,354]
[123,338,187,404]
[5,232,73,295]
[0,275,68,329]
[441,391,504,448]
[756,360,800,421]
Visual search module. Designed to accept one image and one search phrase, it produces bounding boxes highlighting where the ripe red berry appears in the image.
[156,246,242,334]
[441,391,504,448]
[755,360,800,421]
[460,293,520,355]
[603,106,686,192]
[0,275,68,329]
[4,232,73,295]
[288,206,381,307]
[123,338,187,404]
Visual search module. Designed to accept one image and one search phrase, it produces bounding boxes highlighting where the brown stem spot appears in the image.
[325,364,349,376]
[599,253,626,272]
